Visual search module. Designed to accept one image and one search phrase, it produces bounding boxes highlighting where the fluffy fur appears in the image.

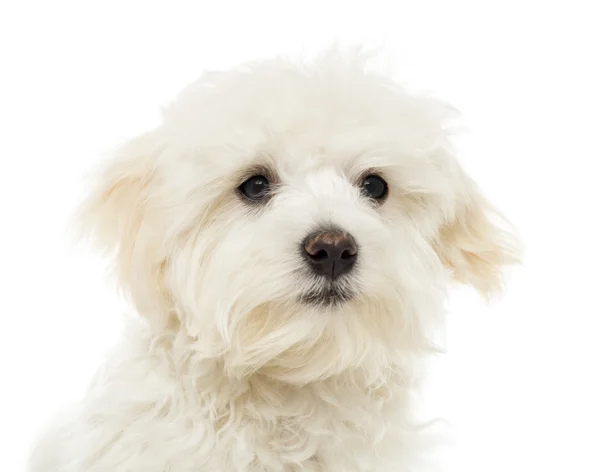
[29,50,520,472]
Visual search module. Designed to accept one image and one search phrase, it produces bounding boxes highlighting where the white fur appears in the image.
[29,49,520,472]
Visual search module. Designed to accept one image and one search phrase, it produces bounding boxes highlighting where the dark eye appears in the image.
[239,175,270,201]
[361,174,388,201]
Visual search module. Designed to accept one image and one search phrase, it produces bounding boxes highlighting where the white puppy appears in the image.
[29,50,520,472]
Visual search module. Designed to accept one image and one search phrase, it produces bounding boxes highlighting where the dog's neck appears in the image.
[146,314,422,412]
[109,314,431,470]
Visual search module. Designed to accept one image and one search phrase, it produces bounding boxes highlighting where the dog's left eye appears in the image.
[239,175,270,201]
[361,175,388,201]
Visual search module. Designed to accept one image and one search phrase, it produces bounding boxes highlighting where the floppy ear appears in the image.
[435,181,521,298]
[76,131,171,319]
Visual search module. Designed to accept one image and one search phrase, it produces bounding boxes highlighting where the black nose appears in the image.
[303,229,358,279]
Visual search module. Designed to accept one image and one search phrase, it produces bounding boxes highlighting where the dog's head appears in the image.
[79,52,519,383]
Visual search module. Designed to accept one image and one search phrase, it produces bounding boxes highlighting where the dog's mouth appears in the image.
[300,283,355,308]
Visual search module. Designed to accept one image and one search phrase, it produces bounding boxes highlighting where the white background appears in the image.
[1,1,599,471]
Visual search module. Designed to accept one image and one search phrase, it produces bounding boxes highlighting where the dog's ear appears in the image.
[435,180,521,298]
[76,131,170,318]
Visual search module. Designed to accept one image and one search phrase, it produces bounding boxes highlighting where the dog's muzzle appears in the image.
[300,227,358,307]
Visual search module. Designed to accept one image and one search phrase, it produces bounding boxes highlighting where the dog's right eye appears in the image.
[239,175,270,201]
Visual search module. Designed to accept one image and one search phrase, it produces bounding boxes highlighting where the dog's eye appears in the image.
[361,175,388,201]
[239,175,270,201]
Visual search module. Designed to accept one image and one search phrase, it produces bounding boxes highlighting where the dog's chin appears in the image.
[300,282,355,309]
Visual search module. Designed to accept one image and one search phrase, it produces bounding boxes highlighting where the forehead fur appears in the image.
[159,51,454,173]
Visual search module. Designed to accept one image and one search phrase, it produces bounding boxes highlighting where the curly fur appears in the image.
[29,49,520,472]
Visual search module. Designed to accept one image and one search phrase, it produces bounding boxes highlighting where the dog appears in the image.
[29,49,520,472]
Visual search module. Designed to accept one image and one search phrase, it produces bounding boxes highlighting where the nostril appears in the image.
[310,249,329,261]
[341,249,356,260]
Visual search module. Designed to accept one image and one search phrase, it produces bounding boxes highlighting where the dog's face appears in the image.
[81,54,519,383]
